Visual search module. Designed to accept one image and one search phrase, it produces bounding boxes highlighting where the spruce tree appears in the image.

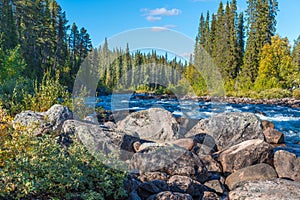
[238,0,278,90]
[237,12,245,70]
[0,0,18,50]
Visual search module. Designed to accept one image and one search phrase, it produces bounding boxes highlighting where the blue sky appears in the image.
[56,0,300,47]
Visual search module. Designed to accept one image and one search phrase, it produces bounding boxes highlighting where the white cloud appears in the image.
[148,8,181,16]
[141,7,182,22]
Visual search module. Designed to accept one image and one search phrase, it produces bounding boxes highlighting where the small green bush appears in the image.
[0,77,33,115]
[0,129,127,200]
[293,89,300,100]
[258,88,291,99]
[23,71,72,112]
[234,90,260,99]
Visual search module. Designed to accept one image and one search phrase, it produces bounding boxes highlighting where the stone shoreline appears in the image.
[13,105,300,199]
[132,93,300,108]
[195,96,300,108]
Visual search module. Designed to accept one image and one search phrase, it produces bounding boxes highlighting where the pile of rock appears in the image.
[13,105,300,199]
[195,96,300,108]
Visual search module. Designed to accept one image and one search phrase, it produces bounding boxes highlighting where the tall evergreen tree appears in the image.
[0,0,18,50]
[237,12,245,70]
[238,0,279,90]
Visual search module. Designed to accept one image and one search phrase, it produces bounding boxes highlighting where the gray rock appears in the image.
[202,191,221,200]
[225,163,278,190]
[130,148,208,180]
[128,190,142,200]
[147,191,193,200]
[168,175,207,198]
[137,180,169,199]
[170,138,195,151]
[199,155,222,173]
[139,172,170,182]
[13,104,73,135]
[83,115,98,124]
[192,134,217,155]
[61,119,144,161]
[229,179,300,200]
[124,175,142,195]
[186,112,264,150]
[117,108,180,142]
[261,120,275,130]
[204,179,225,194]
[102,121,117,129]
[274,150,300,182]
[218,139,274,173]
[263,128,284,144]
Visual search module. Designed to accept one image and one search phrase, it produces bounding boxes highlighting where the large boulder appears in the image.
[229,179,300,200]
[274,150,300,182]
[137,180,169,199]
[147,191,193,200]
[13,104,73,135]
[263,128,284,144]
[186,112,264,150]
[139,172,170,183]
[167,175,208,198]
[225,163,278,190]
[218,139,274,173]
[130,148,208,181]
[117,108,180,142]
[204,179,225,195]
[198,155,222,173]
[60,119,147,161]
[202,191,221,200]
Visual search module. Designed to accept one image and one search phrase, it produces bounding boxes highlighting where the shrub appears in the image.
[0,77,33,115]
[293,89,300,100]
[0,129,127,199]
[234,90,260,99]
[258,88,291,99]
[23,71,72,112]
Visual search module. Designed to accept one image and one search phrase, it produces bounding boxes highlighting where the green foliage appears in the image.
[254,35,298,91]
[23,71,72,112]
[258,88,291,99]
[0,45,26,84]
[0,78,33,116]
[0,128,127,200]
[293,89,300,100]
[238,0,278,87]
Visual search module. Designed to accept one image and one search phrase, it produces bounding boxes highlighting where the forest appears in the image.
[1,0,300,114]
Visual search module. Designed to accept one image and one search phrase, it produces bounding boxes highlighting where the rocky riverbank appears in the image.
[195,96,300,108]
[131,93,300,108]
[13,105,300,199]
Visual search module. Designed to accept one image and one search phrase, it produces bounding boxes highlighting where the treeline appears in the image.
[0,0,92,89]
[191,0,300,96]
[82,39,188,95]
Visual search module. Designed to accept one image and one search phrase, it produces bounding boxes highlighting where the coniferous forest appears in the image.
[1,0,300,111]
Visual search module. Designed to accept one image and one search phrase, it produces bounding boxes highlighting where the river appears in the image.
[91,94,300,156]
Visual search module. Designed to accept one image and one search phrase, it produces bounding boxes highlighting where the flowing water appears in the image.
[93,94,300,156]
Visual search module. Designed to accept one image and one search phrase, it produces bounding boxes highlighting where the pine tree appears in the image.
[237,12,245,70]
[238,0,279,90]
[0,0,18,50]
[208,14,217,55]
